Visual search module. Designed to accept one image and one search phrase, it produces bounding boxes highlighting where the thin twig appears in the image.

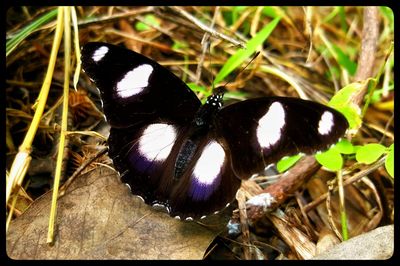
[59,147,109,197]
[303,156,386,213]
[352,7,380,106]
[195,7,219,84]
[325,183,343,241]
[168,7,245,48]
[236,188,253,260]
[77,7,152,27]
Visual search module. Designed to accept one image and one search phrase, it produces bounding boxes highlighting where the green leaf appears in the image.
[232,6,248,23]
[6,8,58,57]
[371,84,395,103]
[338,6,348,32]
[332,44,357,76]
[329,82,365,131]
[329,82,364,107]
[135,14,160,31]
[276,154,303,173]
[315,149,343,171]
[355,143,386,164]
[353,145,363,153]
[380,7,394,32]
[322,7,340,23]
[172,40,189,51]
[333,139,354,154]
[385,144,394,178]
[262,7,278,18]
[214,16,281,84]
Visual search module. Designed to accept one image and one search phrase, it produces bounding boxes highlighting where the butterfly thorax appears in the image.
[173,93,224,179]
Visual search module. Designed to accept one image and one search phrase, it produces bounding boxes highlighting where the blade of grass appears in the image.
[6,7,64,205]
[47,6,71,245]
[71,7,81,91]
[260,65,309,99]
[318,28,357,77]
[337,170,348,240]
[332,44,357,76]
[6,8,58,57]
[214,16,281,85]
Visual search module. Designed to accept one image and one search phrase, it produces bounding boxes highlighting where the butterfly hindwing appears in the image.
[81,42,201,128]
[167,136,241,218]
[109,123,240,219]
[215,97,349,179]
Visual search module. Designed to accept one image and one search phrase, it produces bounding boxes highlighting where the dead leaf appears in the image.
[6,167,227,259]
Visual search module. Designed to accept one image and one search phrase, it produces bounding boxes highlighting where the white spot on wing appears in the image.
[92,46,109,62]
[116,64,153,98]
[193,141,225,185]
[135,195,145,202]
[318,111,334,135]
[138,123,176,162]
[257,102,285,149]
[152,203,168,212]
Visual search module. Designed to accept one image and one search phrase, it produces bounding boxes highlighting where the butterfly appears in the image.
[81,42,349,220]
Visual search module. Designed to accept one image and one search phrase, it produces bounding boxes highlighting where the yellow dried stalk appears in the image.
[6,7,65,205]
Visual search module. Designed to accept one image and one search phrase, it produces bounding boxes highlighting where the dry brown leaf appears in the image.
[6,167,226,259]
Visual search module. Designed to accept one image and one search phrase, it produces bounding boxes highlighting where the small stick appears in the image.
[169,7,245,48]
[303,156,386,213]
[236,188,253,260]
[58,147,109,197]
[195,7,219,84]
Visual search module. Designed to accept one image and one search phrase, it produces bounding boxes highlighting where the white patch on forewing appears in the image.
[92,46,109,62]
[193,141,225,185]
[116,64,153,98]
[257,102,285,149]
[318,111,334,135]
[138,123,176,162]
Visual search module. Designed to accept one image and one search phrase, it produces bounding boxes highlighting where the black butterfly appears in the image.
[81,42,348,220]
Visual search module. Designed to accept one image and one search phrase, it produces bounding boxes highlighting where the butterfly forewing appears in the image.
[81,42,201,128]
[215,97,349,179]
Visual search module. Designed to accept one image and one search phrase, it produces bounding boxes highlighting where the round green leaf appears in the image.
[277,154,303,173]
[315,149,343,171]
[385,144,394,178]
[355,143,386,164]
[332,139,354,154]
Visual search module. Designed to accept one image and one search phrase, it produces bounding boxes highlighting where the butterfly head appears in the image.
[205,86,226,109]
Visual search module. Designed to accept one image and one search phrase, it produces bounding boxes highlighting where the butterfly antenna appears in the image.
[221,51,261,90]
